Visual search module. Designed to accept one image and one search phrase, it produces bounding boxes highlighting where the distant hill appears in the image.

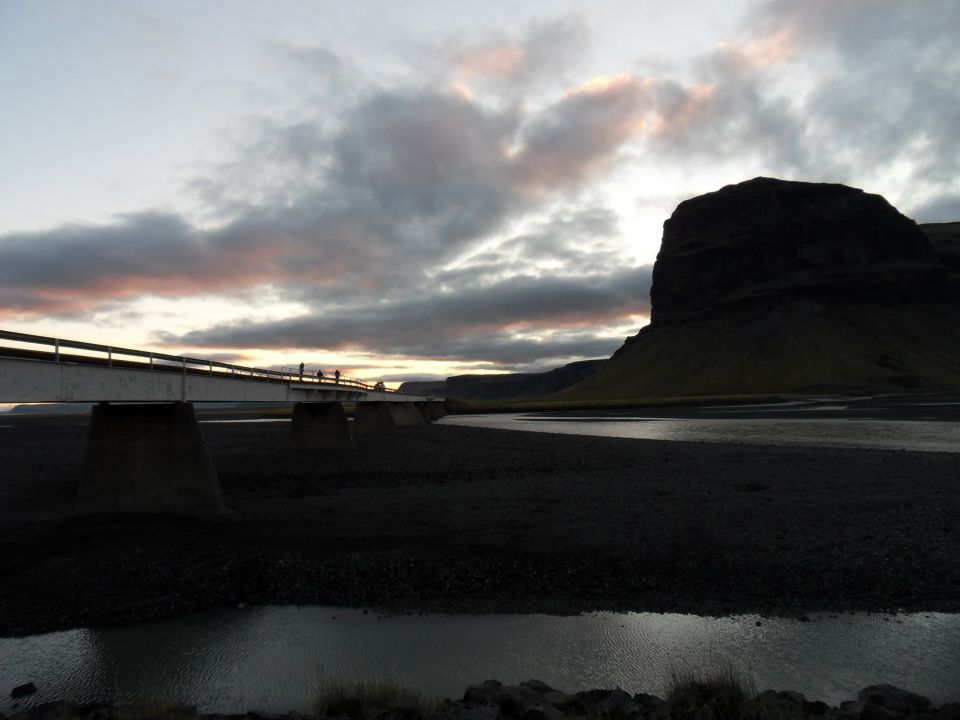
[395,381,448,396]
[555,178,960,401]
[398,359,606,401]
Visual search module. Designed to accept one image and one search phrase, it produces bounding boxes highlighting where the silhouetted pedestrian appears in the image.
[317,369,324,381]
[334,369,341,383]
[299,362,304,380]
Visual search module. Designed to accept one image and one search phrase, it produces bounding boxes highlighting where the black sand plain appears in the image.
[1,399,959,637]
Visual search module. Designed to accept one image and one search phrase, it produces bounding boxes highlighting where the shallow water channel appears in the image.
[2,608,959,714]
[437,413,960,453]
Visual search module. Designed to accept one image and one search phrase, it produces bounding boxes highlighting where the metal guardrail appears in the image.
[0,329,386,392]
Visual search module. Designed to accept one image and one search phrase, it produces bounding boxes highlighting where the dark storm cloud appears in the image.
[0,89,517,315]
[324,89,519,261]
[188,86,530,299]
[170,266,651,364]
[0,213,220,316]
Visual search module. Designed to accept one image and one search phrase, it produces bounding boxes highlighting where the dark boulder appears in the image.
[10,682,36,699]
[858,685,933,716]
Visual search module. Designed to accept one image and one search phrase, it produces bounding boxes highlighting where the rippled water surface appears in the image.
[2,608,958,714]
[438,413,960,453]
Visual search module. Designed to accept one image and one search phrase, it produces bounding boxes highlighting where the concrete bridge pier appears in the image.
[291,401,353,449]
[391,401,427,426]
[415,401,446,421]
[76,402,225,516]
[354,401,426,434]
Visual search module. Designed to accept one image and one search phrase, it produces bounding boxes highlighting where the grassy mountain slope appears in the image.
[553,300,960,401]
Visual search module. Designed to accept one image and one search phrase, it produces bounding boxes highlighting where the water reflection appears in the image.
[2,608,958,714]
[439,414,960,453]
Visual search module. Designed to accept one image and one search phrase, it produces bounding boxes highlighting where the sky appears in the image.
[1,0,958,385]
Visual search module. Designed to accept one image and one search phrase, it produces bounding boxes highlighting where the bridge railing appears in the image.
[279,366,373,390]
[0,329,388,392]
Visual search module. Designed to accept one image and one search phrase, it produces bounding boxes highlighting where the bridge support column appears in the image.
[415,402,430,422]
[354,402,393,434]
[432,401,447,419]
[77,402,225,516]
[354,401,426,434]
[291,402,352,449]
[389,401,427,427]
[415,401,445,422]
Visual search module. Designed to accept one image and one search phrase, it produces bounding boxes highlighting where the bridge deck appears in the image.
[0,330,436,404]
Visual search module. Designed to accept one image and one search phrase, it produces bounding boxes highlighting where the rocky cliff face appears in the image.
[650,177,951,327]
[921,221,960,294]
[557,178,960,400]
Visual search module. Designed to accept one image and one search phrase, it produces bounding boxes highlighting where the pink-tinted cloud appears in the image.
[0,210,364,319]
[717,28,797,69]
[444,16,587,92]
[452,44,526,80]
[510,74,715,194]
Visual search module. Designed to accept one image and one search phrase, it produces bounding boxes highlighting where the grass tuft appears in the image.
[661,668,788,720]
[313,680,442,720]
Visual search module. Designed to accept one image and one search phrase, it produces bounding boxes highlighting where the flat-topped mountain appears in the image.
[651,177,951,326]
[557,177,960,400]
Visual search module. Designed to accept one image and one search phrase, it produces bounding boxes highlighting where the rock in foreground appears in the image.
[3,681,957,720]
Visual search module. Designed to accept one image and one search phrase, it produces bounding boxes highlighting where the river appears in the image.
[435,396,960,453]
[2,607,958,714]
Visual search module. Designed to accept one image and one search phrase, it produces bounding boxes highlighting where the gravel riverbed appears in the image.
[1,414,958,636]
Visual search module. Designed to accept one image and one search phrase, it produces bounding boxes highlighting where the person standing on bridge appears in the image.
[299,362,304,380]
[317,369,324,381]
[334,369,341,384]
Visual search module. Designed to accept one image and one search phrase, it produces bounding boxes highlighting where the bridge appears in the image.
[0,330,447,516]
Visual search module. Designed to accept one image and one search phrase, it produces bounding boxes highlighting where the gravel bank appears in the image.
[0,415,958,636]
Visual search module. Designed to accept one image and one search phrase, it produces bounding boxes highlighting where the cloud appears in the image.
[452,44,526,81]
[168,265,651,365]
[911,195,960,224]
[0,213,222,316]
[447,16,588,90]
[717,27,797,70]
[441,206,626,287]
[642,0,960,199]
[4,0,956,373]
[0,68,654,335]
[325,89,519,264]
[511,74,717,194]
